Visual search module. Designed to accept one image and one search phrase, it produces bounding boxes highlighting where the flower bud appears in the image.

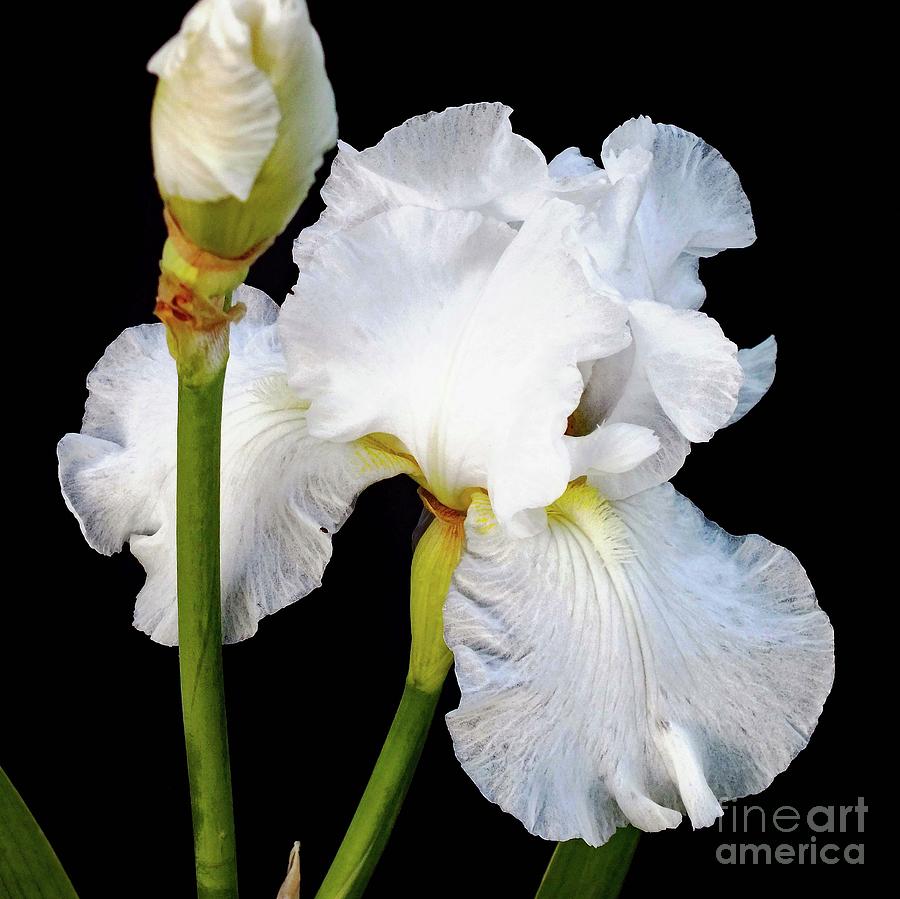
[148,0,337,261]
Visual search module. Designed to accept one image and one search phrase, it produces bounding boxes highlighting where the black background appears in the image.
[11,3,871,897]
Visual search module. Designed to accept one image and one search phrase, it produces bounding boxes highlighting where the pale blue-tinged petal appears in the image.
[727,336,777,425]
[546,148,613,207]
[445,484,833,846]
[627,301,742,442]
[574,300,741,498]
[599,116,756,309]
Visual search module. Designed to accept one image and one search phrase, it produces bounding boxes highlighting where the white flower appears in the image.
[59,105,832,846]
[148,0,337,256]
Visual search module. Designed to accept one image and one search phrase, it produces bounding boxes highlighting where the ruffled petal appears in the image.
[282,200,630,531]
[591,411,689,501]
[548,147,599,179]
[727,336,777,425]
[445,484,833,846]
[546,148,613,207]
[627,301,742,442]
[576,343,688,500]
[293,102,548,270]
[58,288,413,645]
[574,146,652,300]
[599,116,756,309]
[573,300,740,498]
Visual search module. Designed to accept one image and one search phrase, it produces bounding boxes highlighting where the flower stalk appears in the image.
[314,493,464,899]
[535,830,640,899]
[159,219,247,898]
[176,363,238,898]
[154,198,246,899]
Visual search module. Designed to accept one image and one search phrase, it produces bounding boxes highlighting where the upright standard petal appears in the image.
[599,116,756,309]
[58,288,413,645]
[282,200,630,533]
[445,485,833,846]
[293,103,548,270]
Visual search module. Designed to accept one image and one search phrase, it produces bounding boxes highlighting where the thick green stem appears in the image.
[535,830,640,899]
[315,506,464,899]
[177,369,238,899]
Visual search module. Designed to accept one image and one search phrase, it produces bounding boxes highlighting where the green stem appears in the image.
[535,830,640,899]
[177,370,238,899]
[314,679,444,899]
[315,507,464,899]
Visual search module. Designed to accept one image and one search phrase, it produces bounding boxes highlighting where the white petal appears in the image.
[282,200,630,530]
[578,348,693,500]
[546,148,613,207]
[565,422,660,477]
[58,287,412,645]
[600,116,756,309]
[548,147,599,179]
[573,300,741,497]
[590,408,689,500]
[654,253,705,310]
[727,336,777,425]
[254,0,338,207]
[628,301,742,442]
[293,103,548,269]
[149,0,280,201]
[575,145,652,298]
[445,485,833,846]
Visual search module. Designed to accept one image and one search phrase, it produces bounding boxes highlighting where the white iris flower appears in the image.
[58,104,833,847]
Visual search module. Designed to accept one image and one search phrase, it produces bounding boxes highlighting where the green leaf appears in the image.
[0,766,78,898]
[535,829,640,899]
